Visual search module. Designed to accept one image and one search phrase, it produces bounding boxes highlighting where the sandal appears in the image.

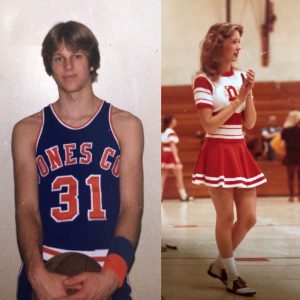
[227,276,256,296]
[207,263,227,285]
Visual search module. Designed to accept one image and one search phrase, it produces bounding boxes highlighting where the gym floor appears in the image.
[161,197,300,300]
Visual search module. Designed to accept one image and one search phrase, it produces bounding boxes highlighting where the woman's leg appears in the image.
[172,166,189,200]
[209,187,235,258]
[232,188,257,250]
[172,165,184,189]
[209,187,256,295]
[287,164,295,201]
[161,168,169,200]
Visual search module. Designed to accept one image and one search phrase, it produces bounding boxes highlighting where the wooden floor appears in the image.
[161,197,300,300]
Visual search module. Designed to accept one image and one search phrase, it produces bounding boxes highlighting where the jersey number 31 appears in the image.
[51,175,106,222]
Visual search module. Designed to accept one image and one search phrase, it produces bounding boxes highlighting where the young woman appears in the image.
[192,23,267,296]
[281,111,300,202]
[161,115,192,201]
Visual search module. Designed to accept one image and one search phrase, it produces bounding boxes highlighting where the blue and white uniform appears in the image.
[17,100,131,299]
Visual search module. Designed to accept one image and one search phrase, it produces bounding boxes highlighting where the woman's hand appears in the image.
[238,69,255,103]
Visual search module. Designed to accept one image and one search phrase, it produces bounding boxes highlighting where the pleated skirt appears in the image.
[192,138,267,188]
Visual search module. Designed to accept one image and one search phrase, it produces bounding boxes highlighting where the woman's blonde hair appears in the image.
[198,22,243,81]
[283,111,300,128]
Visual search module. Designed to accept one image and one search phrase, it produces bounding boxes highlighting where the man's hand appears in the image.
[31,269,69,300]
[56,269,118,300]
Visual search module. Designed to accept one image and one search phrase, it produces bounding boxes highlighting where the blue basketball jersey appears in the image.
[18,100,131,299]
[35,100,120,253]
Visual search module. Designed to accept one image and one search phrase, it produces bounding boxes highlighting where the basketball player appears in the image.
[192,23,266,296]
[12,21,144,299]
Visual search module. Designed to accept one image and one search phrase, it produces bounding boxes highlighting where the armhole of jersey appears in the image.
[35,109,45,154]
[109,105,120,148]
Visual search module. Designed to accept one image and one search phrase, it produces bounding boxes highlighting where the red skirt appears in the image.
[161,150,181,169]
[192,138,267,188]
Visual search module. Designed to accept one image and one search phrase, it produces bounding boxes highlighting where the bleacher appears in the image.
[162,82,300,199]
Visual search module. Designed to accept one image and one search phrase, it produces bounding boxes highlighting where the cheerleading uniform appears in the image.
[17,101,131,299]
[161,128,180,169]
[192,69,267,188]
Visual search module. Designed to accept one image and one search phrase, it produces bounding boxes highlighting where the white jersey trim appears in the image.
[43,245,109,266]
[195,99,213,106]
[108,104,120,148]
[50,101,104,130]
[206,134,244,139]
[206,123,244,139]
[35,109,45,153]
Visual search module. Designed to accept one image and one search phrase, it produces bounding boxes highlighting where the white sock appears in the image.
[214,255,224,269]
[179,188,187,200]
[222,257,239,280]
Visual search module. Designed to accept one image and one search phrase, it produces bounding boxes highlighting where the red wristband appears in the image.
[103,253,128,288]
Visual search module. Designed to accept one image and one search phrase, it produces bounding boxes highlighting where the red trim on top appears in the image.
[196,103,213,110]
[224,113,243,125]
[221,67,234,77]
[50,100,104,130]
[35,110,45,153]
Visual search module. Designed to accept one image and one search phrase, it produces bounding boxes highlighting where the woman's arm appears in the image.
[197,98,242,132]
[243,95,257,129]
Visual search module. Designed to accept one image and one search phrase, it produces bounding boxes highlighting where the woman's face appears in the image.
[170,118,177,128]
[222,30,241,64]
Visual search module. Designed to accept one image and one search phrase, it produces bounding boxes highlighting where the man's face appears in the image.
[51,43,92,93]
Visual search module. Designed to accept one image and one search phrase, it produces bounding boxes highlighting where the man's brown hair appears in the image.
[42,21,100,82]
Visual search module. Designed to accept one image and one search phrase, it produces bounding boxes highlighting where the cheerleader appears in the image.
[192,23,266,296]
[161,115,193,201]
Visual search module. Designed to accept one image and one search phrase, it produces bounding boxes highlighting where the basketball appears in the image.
[45,252,101,276]
[32,252,101,299]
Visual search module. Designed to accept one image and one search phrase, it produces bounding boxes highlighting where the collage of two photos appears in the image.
[1,0,300,299]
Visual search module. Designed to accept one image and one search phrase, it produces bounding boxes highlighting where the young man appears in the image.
[12,21,144,300]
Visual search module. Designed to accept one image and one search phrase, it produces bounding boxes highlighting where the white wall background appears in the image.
[0,1,161,299]
[162,0,300,85]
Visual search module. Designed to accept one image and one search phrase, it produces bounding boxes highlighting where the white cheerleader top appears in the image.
[193,68,249,140]
[161,128,179,151]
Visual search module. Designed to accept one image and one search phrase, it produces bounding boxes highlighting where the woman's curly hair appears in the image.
[198,22,243,81]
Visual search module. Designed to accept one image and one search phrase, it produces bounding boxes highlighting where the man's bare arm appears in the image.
[112,109,144,247]
[12,114,45,279]
[12,113,68,298]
